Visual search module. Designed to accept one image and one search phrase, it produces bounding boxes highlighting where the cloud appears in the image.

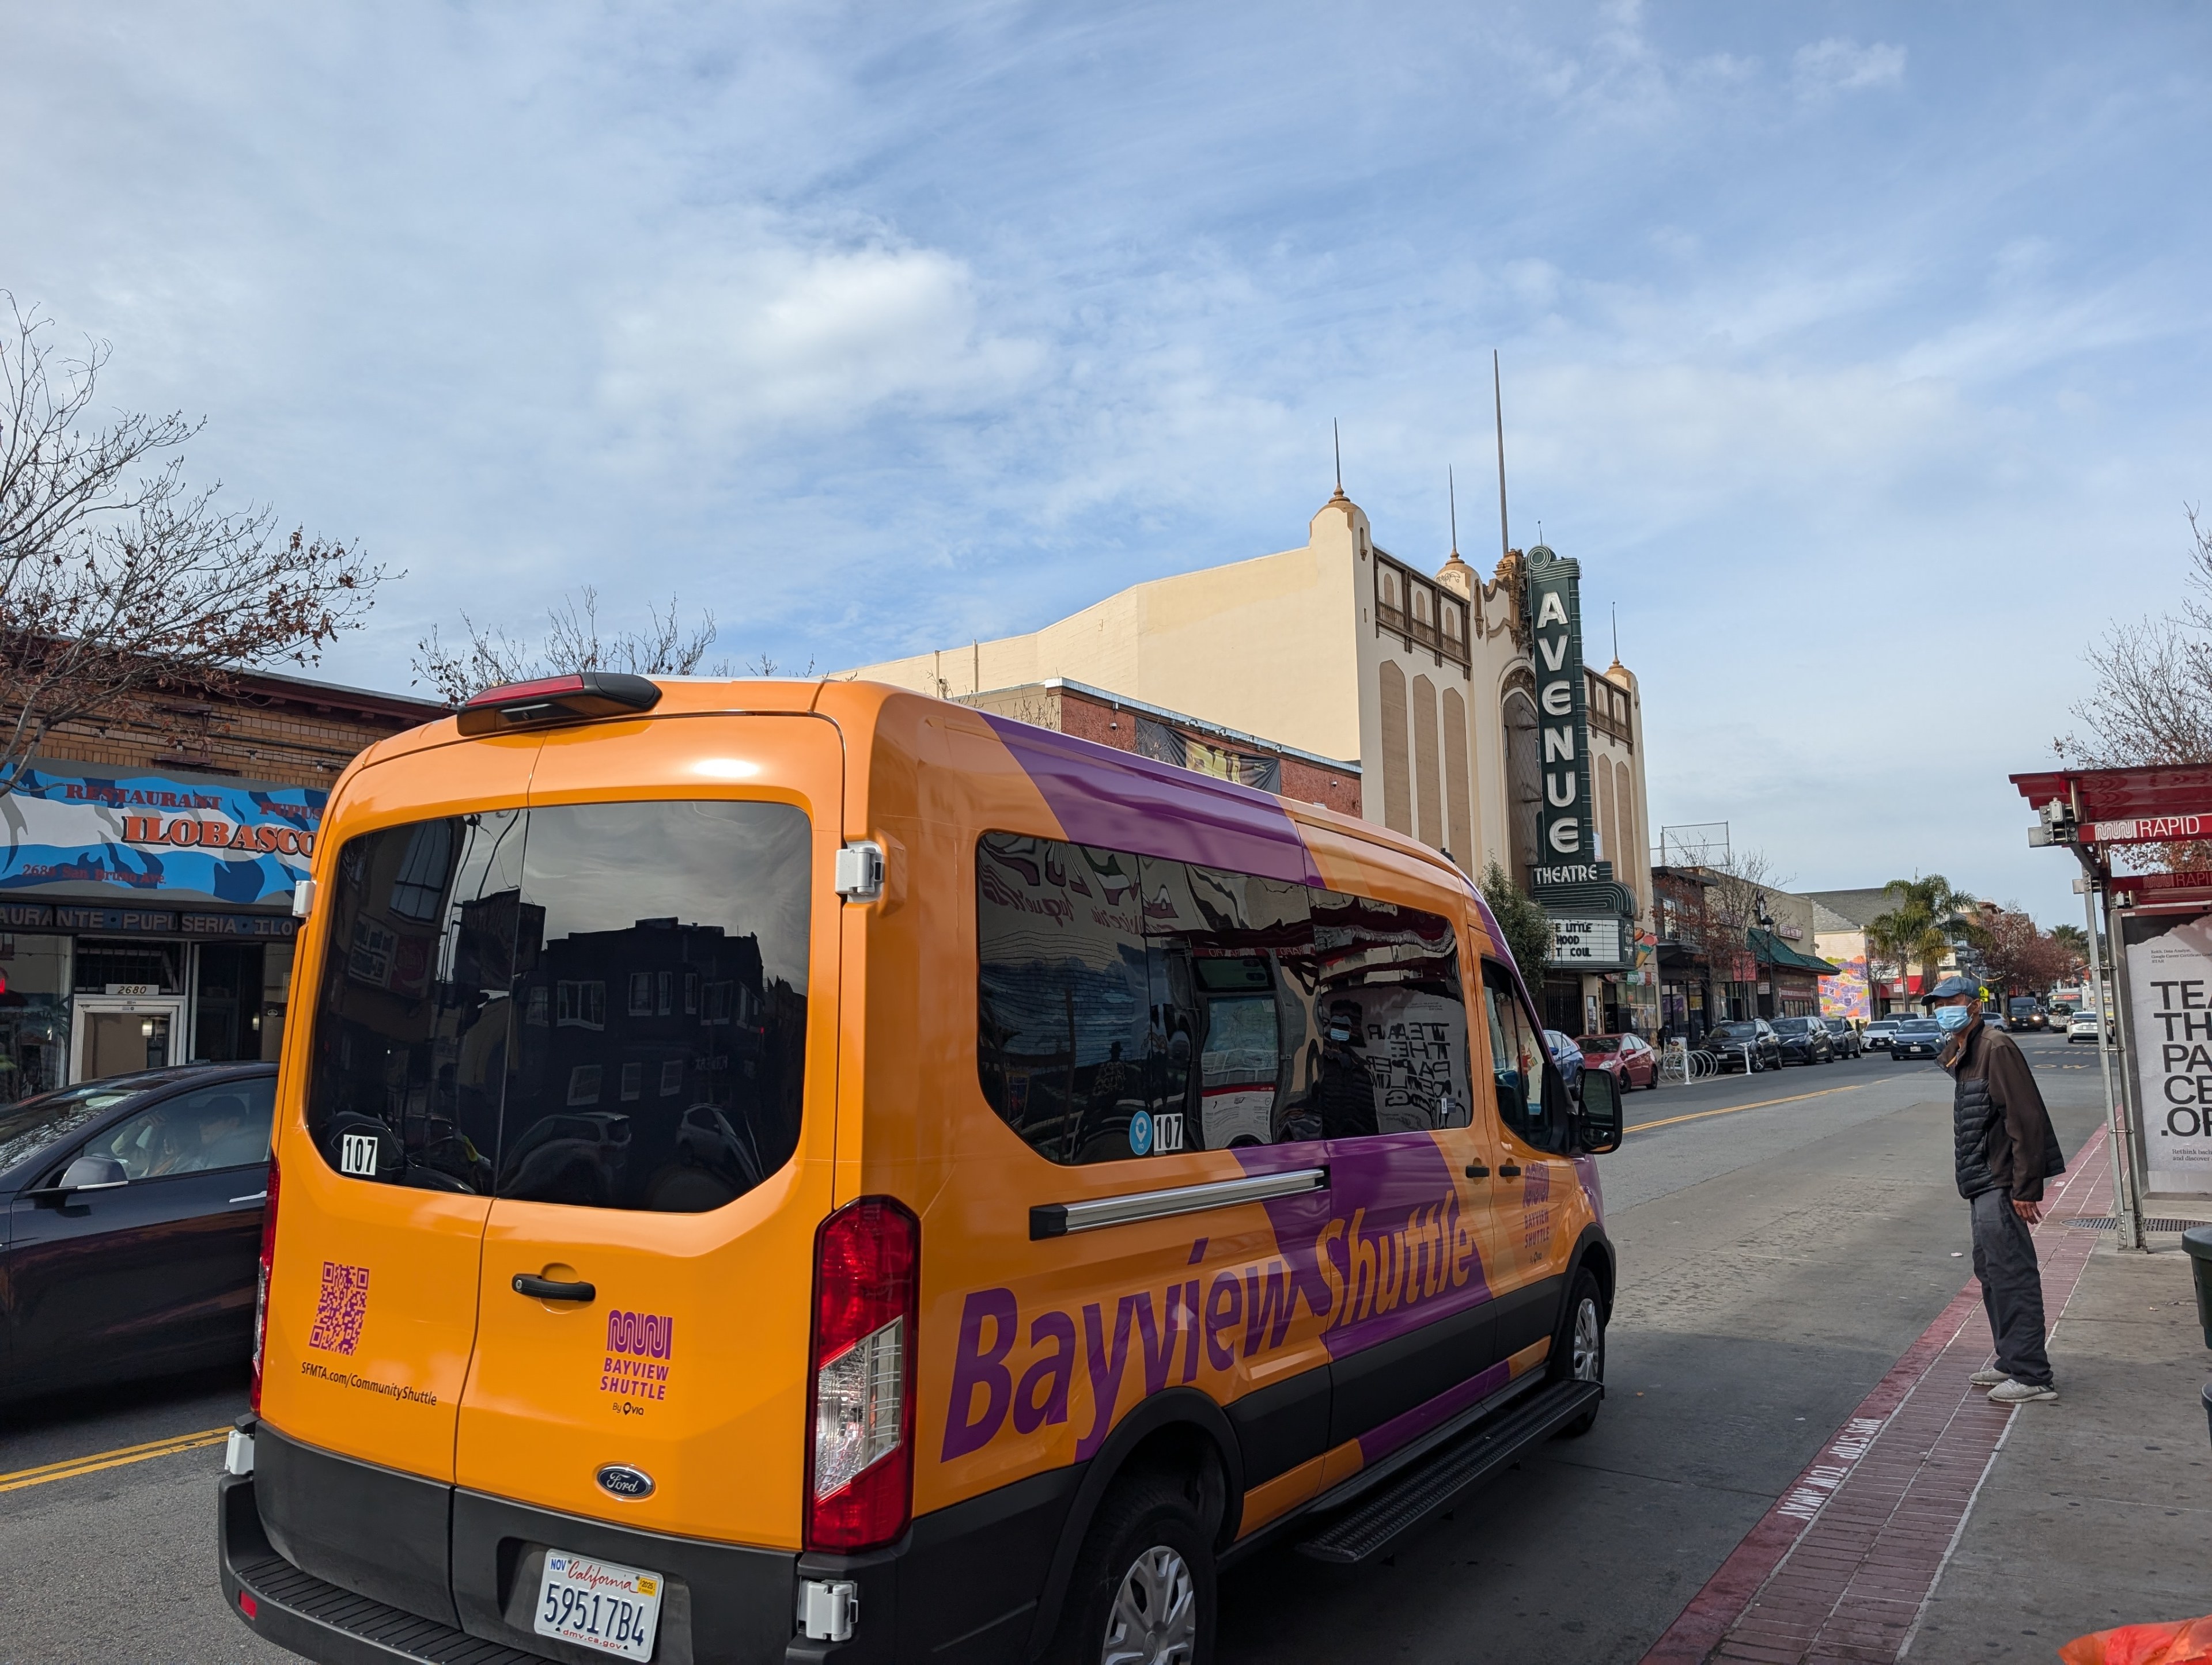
[597,233,1043,460]
[1792,37,1907,97]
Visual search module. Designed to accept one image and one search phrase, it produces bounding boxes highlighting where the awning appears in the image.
[2010,765,2212,822]
[1748,927,1840,976]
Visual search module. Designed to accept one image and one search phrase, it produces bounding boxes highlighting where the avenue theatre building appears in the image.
[838,487,1659,1037]
[0,669,443,1101]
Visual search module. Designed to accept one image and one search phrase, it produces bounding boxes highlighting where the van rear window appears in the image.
[307,800,811,1212]
[975,833,1469,1164]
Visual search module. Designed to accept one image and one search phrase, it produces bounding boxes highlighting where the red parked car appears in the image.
[1578,1031,1659,1091]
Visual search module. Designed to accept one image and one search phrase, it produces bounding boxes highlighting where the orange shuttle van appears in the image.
[218,672,1622,1665]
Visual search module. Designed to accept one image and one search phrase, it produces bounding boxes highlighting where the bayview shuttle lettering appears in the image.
[938,1133,1497,1467]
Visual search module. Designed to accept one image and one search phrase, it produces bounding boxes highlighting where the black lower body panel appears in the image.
[225,1429,1082,1665]
[256,1423,458,1628]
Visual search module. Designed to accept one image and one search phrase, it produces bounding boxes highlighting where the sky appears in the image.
[5,1,2209,927]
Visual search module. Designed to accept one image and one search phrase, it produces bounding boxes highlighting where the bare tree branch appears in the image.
[412,586,727,706]
[0,295,385,796]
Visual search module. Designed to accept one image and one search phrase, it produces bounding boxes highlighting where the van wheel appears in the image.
[1046,1471,1215,1665]
[1548,1268,1607,1439]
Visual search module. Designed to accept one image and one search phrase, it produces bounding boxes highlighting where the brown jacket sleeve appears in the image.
[1984,1031,2051,1201]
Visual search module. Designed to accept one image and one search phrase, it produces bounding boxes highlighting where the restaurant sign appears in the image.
[0,764,323,907]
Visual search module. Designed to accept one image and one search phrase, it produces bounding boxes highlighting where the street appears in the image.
[0,1038,2111,1665]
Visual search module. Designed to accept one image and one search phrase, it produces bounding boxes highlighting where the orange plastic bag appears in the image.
[2061,1617,2212,1665]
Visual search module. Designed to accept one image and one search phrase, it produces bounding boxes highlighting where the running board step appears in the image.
[1296,1380,1602,1565]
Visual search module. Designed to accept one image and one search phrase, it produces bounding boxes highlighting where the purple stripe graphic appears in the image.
[980,714,1324,887]
[1230,1133,1495,1360]
[1355,1359,1513,1466]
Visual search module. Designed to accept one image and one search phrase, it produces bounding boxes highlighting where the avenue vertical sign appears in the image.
[1524,545,1609,889]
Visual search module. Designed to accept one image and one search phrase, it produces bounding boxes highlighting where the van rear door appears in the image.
[453,714,843,1551]
[260,734,539,1485]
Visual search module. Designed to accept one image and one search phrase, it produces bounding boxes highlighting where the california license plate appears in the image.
[533,1550,663,1660]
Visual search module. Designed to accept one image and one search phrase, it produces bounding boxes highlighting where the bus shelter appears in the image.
[2011,764,2212,1250]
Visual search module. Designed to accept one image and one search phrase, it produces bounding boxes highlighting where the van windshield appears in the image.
[306,800,812,1213]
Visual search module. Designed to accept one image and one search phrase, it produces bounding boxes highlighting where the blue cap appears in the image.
[1926,975,1979,1000]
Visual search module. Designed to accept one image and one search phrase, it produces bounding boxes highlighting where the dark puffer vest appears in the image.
[1951,1027,2065,1200]
[1952,1067,2002,1199]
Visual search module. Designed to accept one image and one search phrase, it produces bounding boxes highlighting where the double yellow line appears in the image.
[0,1426,228,1494]
[1626,1081,1874,1136]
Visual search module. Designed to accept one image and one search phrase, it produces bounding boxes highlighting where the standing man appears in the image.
[1930,975,2065,1404]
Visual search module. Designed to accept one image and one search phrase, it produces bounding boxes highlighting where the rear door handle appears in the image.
[1498,1163,1523,1178]
[513,1275,596,1303]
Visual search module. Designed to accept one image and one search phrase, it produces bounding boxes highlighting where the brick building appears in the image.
[0,667,444,1099]
[956,678,1361,816]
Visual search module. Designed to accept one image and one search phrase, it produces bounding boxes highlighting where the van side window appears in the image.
[1481,960,1560,1151]
[976,833,1471,1161]
[1281,890,1468,1140]
[975,834,1157,1164]
[309,801,812,1213]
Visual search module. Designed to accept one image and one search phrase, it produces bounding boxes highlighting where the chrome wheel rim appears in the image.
[1102,1544,1197,1665]
[1571,1296,1603,1382]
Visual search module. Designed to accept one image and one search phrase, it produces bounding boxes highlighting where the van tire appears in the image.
[1547,1266,1606,1439]
[1042,1470,1217,1665]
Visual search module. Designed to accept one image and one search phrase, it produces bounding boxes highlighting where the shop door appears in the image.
[70,996,186,1083]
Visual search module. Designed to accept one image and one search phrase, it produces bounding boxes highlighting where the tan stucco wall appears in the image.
[840,499,1365,763]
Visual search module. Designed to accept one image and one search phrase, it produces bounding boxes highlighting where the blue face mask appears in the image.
[1934,1004,1974,1034]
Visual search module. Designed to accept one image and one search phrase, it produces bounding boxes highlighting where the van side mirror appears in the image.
[59,1155,128,1192]
[1575,1069,1623,1155]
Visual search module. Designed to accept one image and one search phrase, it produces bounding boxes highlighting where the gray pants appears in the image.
[1971,1188,2053,1387]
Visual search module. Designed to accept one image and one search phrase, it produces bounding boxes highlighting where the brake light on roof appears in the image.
[806,1197,919,1552]
[455,671,663,735]
[249,1156,279,1412]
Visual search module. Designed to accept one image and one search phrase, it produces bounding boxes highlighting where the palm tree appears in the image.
[1868,875,1978,1002]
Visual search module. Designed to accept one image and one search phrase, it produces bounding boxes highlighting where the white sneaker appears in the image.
[1968,1367,2011,1387]
[1988,1378,2058,1404]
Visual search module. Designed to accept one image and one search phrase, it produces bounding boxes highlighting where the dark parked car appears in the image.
[1699,1019,1782,1073]
[1889,1019,1945,1061]
[1771,1015,1835,1065]
[0,1064,275,1403]
[1823,1017,1863,1059]
[1545,1029,1585,1096]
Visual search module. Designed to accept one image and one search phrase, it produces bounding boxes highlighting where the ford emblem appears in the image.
[596,1464,654,1500]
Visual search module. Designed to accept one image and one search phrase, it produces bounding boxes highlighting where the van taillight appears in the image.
[806,1197,919,1552]
[249,1156,279,1413]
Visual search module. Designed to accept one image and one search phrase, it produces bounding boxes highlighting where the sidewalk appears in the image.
[1640,1129,2212,1664]
[1905,1225,2211,1659]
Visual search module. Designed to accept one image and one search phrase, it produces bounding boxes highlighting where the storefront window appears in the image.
[0,934,72,1105]
[73,939,183,995]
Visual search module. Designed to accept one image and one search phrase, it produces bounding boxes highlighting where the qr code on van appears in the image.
[308,1261,371,1356]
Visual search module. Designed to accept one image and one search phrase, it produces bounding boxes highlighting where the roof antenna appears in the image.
[1447,466,1459,557]
[1612,603,1620,663]
[1493,350,1510,563]
[1332,419,1344,498]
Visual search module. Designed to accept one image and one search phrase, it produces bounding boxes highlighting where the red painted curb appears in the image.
[1638,1127,2111,1665]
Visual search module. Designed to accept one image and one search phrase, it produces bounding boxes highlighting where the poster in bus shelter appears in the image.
[2122,908,2212,1196]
